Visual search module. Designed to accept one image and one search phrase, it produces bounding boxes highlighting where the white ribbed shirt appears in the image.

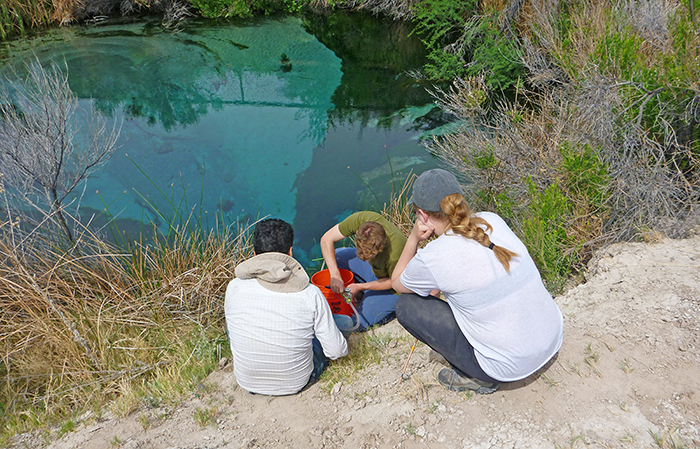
[224,278,348,395]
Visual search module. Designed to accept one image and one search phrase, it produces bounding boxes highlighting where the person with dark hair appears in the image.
[320,211,407,331]
[225,218,347,396]
[252,218,294,254]
[391,169,563,394]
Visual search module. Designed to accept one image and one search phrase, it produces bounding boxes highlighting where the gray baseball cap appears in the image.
[409,169,464,212]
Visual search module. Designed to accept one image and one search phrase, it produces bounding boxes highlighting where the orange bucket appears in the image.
[311,269,355,316]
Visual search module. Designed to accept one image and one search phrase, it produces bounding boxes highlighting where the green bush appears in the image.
[188,0,309,18]
[411,0,472,80]
[560,142,609,206]
[188,0,253,17]
[424,50,467,80]
[465,15,525,90]
[521,179,576,292]
[412,0,472,49]
[518,143,610,292]
[413,1,525,89]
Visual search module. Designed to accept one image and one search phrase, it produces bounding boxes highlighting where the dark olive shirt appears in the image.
[337,211,407,279]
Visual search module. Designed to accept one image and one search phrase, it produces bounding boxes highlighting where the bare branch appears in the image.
[0,57,120,243]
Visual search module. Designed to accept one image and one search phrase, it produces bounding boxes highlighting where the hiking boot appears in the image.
[428,349,449,366]
[437,368,499,394]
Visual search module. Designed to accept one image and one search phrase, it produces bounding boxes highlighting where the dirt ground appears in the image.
[13,235,700,449]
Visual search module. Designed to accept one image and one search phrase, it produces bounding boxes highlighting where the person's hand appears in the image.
[412,217,435,241]
[330,275,345,294]
[346,283,364,299]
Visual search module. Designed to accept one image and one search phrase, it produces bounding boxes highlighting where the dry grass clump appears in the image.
[381,174,416,237]
[0,217,251,438]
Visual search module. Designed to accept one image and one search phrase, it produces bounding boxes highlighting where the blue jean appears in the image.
[307,337,329,386]
[334,247,398,331]
[396,292,499,384]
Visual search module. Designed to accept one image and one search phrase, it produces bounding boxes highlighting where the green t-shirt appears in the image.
[337,211,407,280]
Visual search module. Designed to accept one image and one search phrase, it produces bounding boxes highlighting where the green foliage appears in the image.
[320,332,383,390]
[283,0,304,14]
[413,0,525,88]
[473,148,497,170]
[58,420,76,437]
[522,178,576,292]
[560,142,609,206]
[516,143,610,292]
[588,7,698,140]
[593,26,645,79]
[465,16,525,90]
[189,0,310,18]
[491,192,516,224]
[412,0,472,48]
[193,406,219,428]
[411,0,471,81]
[424,49,466,80]
[188,0,250,18]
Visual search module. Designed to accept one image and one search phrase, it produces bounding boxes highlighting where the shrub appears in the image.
[426,68,699,291]
[188,0,309,18]
[463,14,525,90]
[412,0,525,88]
[521,179,576,291]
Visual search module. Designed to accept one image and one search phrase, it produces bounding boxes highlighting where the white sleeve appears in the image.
[400,251,438,297]
[312,288,348,360]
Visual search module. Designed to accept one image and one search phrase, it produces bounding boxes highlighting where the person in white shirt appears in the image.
[391,169,563,394]
[225,218,348,395]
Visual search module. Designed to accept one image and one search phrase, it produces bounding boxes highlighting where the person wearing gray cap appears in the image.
[391,169,563,394]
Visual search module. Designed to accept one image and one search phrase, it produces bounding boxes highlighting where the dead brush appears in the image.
[426,66,700,289]
[318,0,418,20]
[0,217,251,436]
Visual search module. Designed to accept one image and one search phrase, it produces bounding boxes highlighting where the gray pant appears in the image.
[396,293,499,384]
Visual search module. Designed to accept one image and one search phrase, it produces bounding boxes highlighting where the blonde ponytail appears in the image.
[425,194,518,272]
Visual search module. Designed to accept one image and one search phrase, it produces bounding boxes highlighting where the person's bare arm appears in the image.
[320,224,346,293]
[346,277,392,298]
[391,218,434,293]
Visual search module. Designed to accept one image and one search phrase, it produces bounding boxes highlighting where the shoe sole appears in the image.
[443,383,498,394]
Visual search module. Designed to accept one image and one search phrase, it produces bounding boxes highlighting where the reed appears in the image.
[381,173,416,238]
[0,0,51,40]
[0,209,251,440]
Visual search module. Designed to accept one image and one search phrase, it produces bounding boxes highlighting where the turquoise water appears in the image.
[0,14,443,264]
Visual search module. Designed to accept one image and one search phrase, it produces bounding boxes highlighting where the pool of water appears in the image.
[0,13,445,265]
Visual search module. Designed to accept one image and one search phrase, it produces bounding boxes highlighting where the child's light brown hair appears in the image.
[355,221,387,261]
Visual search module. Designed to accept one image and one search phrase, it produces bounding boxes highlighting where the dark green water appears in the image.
[0,12,446,265]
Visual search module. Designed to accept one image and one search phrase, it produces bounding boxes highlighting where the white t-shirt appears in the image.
[400,212,563,381]
[224,279,348,395]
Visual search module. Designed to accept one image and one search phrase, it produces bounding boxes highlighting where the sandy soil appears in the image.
[12,236,700,449]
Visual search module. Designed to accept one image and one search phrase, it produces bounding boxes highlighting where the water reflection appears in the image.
[0,13,444,264]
